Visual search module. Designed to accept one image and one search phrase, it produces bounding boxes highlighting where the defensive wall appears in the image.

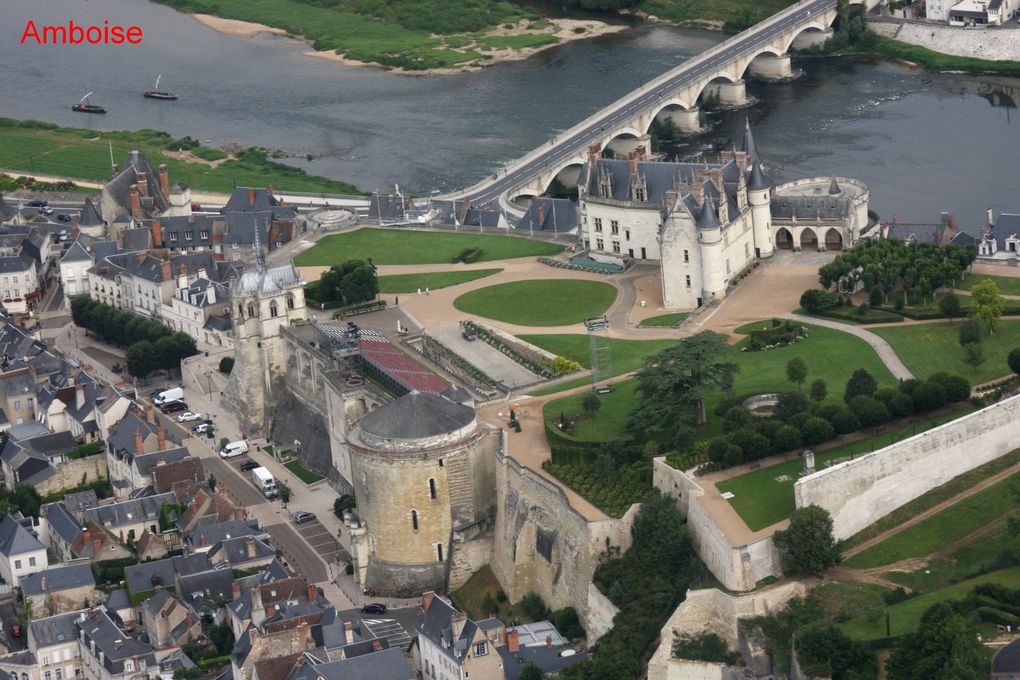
[795,394,1020,539]
[36,455,108,497]
[653,458,782,591]
[868,19,1020,61]
[492,438,636,642]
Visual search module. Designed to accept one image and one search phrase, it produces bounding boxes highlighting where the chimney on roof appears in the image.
[130,185,142,221]
[948,214,958,234]
[111,163,119,179]
[496,626,507,647]
[187,612,194,628]
[451,611,467,640]
[178,263,187,277]
[536,205,544,228]
[635,145,647,161]
[134,428,144,455]
[423,591,435,613]
[507,629,519,653]
[151,220,163,248]
[75,383,85,409]
[137,174,149,198]
[546,635,552,647]
[341,618,355,644]
[199,533,207,547]
[161,260,172,282]
[92,537,102,557]
[248,188,255,206]
[307,583,317,603]
[157,420,167,451]
[232,580,241,600]
[146,402,155,424]
[628,150,637,176]
[234,507,246,521]
[245,537,256,559]
[588,144,600,172]
[158,164,170,197]
[372,639,382,652]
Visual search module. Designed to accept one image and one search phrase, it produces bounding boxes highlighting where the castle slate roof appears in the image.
[187,520,261,549]
[79,608,157,674]
[234,262,301,296]
[742,119,758,160]
[359,391,474,440]
[78,197,103,227]
[30,610,85,648]
[124,556,179,594]
[120,228,152,253]
[770,193,852,221]
[0,514,44,556]
[64,490,99,516]
[21,563,95,596]
[61,240,92,263]
[223,187,294,218]
[105,150,169,220]
[517,197,577,233]
[983,213,1020,251]
[133,447,191,477]
[0,196,18,222]
[417,596,479,667]
[747,159,769,191]
[696,197,722,229]
[288,648,412,680]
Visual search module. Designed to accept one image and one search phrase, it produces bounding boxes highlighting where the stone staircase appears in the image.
[445,453,475,527]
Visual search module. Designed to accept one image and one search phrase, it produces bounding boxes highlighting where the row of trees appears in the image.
[70,295,198,377]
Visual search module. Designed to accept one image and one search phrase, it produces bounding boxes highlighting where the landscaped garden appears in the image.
[454,279,616,326]
[377,269,502,293]
[871,320,1020,384]
[294,228,563,266]
[958,273,1020,297]
[638,311,689,327]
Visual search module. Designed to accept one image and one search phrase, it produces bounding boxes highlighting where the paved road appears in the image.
[265,522,328,583]
[782,313,915,380]
[450,0,837,208]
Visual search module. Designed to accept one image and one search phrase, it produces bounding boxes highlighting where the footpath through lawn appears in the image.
[871,319,1020,383]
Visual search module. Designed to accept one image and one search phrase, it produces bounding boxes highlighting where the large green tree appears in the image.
[316,259,378,305]
[786,357,808,389]
[773,505,841,575]
[631,331,738,427]
[971,279,1004,335]
[885,602,987,679]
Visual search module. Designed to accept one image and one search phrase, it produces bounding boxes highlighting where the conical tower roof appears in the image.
[828,177,842,195]
[741,119,758,160]
[696,198,722,229]
[748,159,770,191]
[79,197,103,226]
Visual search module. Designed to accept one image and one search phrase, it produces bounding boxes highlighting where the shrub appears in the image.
[869,286,884,308]
[520,592,548,621]
[333,495,356,519]
[772,424,802,453]
[800,289,841,314]
[775,391,810,421]
[1009,347,1020,376]
[774,505,840,574]
[829,408,860,435]
[930,373,970,403]
[848,395,890,428]
[801,417,835,445]
[673,632,741,664]
[727,429,770,462]
[552,607,585,639]
[888,392,915,418]
[722,407,755,433]
[810,378,827,403]
[912,380,947,412]
[844,368,878,404]
[218,357,234,374]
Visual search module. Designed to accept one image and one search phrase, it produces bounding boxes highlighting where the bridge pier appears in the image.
[657,107,703,135]
[748,53,795,80]
[792,28,833,50]
[704,79,749,108]
[606,133,652,159]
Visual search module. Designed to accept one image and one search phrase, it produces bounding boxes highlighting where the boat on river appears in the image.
[72,92,106,114]
[143,74,177,100]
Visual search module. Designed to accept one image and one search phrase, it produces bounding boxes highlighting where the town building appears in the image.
[21,564,96,616]
[77,608,158,680]
[0,513,48,587]
[28,610,86,680]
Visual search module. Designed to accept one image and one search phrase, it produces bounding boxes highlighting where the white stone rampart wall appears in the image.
[653,458,783,591]
[585,583,621,642]
[868,20,1020,61]
[795,395,1020,539]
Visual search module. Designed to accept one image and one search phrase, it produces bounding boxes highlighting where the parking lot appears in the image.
[294,517,347,564]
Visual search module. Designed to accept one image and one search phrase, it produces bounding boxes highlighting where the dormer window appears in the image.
[185,232,193,241]
[169,233,178,242]
[473,642,488,656]
[200,231,209,240]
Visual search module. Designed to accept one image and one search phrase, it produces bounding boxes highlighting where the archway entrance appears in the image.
[800,228,818,251]
[825,228,843,251]
[776,228,794,250]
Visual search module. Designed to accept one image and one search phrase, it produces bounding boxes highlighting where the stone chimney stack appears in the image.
[507,629,519,653]
[635,145,647,161]
[134,428,144,454]
[75,383,85,409]
[151,220,163,248]
[137,174,149,198]
[157,420,167,451]
[232,581,241,600]
[41,576,48,591]
[307,584,317,603]
[450,611,467,640]
[343,619,354,645]
[536,205,544,228]
[628,150,638,176]
[146,402,155,424]
[587,144,600,172]
[248,188,255,206]
[245,537,256,559]
[130,185,142,220]
[161,260,172,282]
[423,591,435,613]
[92,537,102,557]
[159,164,170,197]
[111,163,119,179]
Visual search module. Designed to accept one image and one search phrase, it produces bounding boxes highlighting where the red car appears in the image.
[11,624,21,637]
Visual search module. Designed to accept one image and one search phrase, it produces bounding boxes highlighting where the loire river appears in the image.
[2,0,1018,230]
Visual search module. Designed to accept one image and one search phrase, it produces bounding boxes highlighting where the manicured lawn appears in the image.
[295,228,562,266]
[0,118,360,194]
[544,380,641,442]
[284,460,324,484]
[844,469,1020,569]
[520,335,678,373]
[715,408,973,532]
[958,273,1020,297]
[638,312,690,327]
[455,280,616,326]
[871,319,1020,383]
[840,567,1020,640]
[377,269,502,293]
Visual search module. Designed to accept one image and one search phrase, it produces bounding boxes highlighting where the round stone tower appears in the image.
[348,390,496,597]
[748,159,773,258]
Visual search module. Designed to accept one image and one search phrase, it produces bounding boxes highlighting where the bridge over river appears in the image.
[442,0,873,215]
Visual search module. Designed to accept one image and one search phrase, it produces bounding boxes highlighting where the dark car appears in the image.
[292,511,316,524]
[111,363,124,374]
[160,400,188,414]
[27,200,47,208]
[239,459,259,471]
[461,329,476,342]
[56,213,72,223]
[361,603,387,615]
[10,624,20,638]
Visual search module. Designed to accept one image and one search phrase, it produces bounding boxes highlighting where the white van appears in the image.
[219,440,249,458]
[154,387,184,405]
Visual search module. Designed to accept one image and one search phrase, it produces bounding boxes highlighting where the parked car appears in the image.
[191,418,213,431]
[27,200,47,208]
[40,206,54,215]
[56,213,72,223]
[239,459,259,471]
[177,411,202,422]
[10,624,21,637]
[193,422,213,434]
[292,511,316,524]
[111,363,124,374]
[361,603,387,615]
[160,400,188,414]
[462,329,476,342]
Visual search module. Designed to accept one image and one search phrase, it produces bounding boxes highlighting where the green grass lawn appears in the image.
[958,274,1020,297]
[284,460,324,484]
[840,567,1020,640]
[295,228,563,266]
[450,565,538,624]
[0,118,360,194]
[455,280,616,326]
[642,0,794,27]
[845,470,1020,569]
[716,408,973,531]
[638,312,690,327]
[544,380,641,442]
[377,269,502,294]
[520,334,678,373]
[885,524,1011,594]
[871,319,1020,383]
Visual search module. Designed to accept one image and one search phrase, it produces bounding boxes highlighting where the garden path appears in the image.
[781,314,914,380]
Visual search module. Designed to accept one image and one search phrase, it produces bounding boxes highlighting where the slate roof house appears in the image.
[412,593,505,680]
[78,607,159,680]
[140,590,199,650]
[28,610,86,680]
[21,564,96,615]
[0,512,48,586]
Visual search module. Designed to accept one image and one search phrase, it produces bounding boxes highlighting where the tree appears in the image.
[885,602,987,680]
[801,417,835,445]
[810,378,827,403]
[775,391,810,421]
[520,592,548,621]
[958,318,982,347]
[581,392,601,417]
[1009,347,1020,376]
[938,291,962,318]
[126,340,157,378]
[772,424,802,453]
[316,260,379,305]
[829,408,860,435]
[800,289,841,314]
[773,505,841,575]
[519,663,545,680]
[888,392,914,419]
[971,279,1004,335]
[278,481,291,505]
[333,494,356,518]
[786,357,808,389]
[218,357,235,374]
[722,407,754,433]
[911,380,946,412]
[632,331,738,427]
[848,395,890,428]
[962,342,985,369]
[844,368,878,404]
[673,426,697,453]
[480,592,499,617]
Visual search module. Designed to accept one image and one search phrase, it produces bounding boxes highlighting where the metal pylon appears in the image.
[585,315,612,389]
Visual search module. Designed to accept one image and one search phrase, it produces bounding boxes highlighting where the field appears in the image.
[840,567,1020,640]
[377,269,502,294]
[715,408,973,531]
[642,0,795,28]
[153,0,553,71]
[638,312,689,327]
[0,118,360,194]
[871,319,1020,383]
[295,228,562,266]
[454,280,616,326]
[958,273,1020,297]
[845,469,1020,569]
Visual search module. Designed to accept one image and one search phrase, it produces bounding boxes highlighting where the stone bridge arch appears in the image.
[649,97,702,135]
[697,71,748,109]
[602,126,648,158]
[784,21,837,53]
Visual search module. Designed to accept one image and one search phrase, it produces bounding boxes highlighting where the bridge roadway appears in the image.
[450,0,837,211]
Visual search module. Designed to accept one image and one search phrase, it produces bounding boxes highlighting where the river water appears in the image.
[2,0,1018,230]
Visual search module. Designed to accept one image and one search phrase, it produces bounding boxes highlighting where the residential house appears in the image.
[230,621,316,680]
[135,531,169,562]
[41,505,132,566]
[0,368,37,426]
[104,591,133,627]
[84,493,177,545]
[1,428,106,497]
[140,591,199,651]
[185,520,261,555]
[208,537,274,572]
[174,564,235,623]
[284,647,412,680]
[412,593,505,680]
[76,198,105,238]
[63,492,99,523]
[77,608,158,680]
[0,196,25,227]
[0,513,48,587]
[22,565,96,616]
[28,610,86,680]
[104,409,185,498]
[59,236,117,307]
[151,458,204,496]
[0,233,42,316]
[177,488,246,534]
[100,151,189,233]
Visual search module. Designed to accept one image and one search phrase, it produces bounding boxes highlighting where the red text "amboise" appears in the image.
[20,20,143,45]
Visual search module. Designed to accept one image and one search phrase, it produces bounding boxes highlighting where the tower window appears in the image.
[437,544,443,562]
[270,301,279,318]
[248,303,256,318]
[429,478,437,499]
[438,459,443,468]
[594,218,603,232]
[685,275,691,289]
[684,249,689,263]
[411,510,418,532]
[287,293,295,310]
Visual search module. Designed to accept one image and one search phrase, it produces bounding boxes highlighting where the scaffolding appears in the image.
[584,315,613,392]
